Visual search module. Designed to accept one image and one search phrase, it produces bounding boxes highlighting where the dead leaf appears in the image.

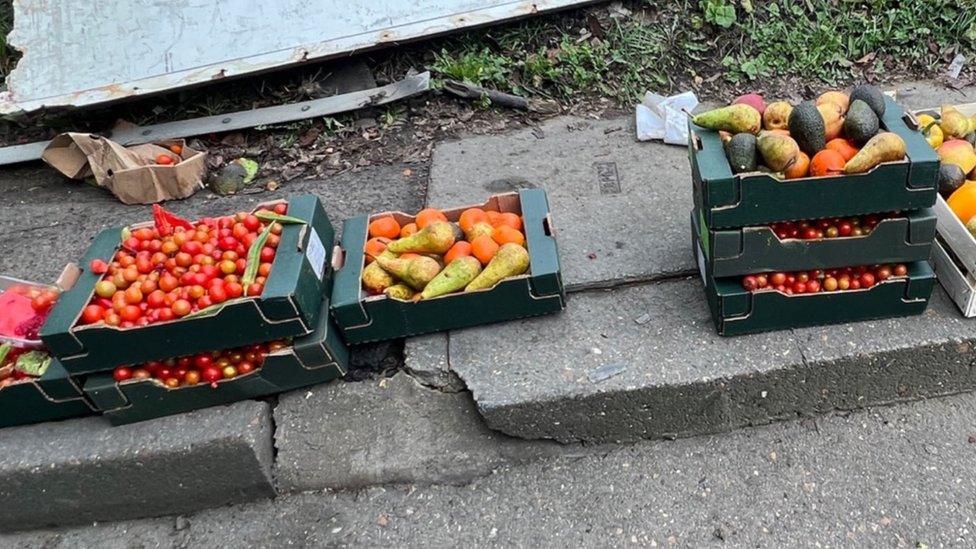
[856,52,876,65]
[297,127,321,148]
[220,132,246,147]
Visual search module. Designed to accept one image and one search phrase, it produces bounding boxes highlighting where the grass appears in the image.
[417,0,976,105]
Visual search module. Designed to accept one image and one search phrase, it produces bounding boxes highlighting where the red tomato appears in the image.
[209,285,228,304]
[194,355,212,369]
[247,283,264,296]
[273,203,287,215]
[81,304,106,324]
[146,290,166,309]
[172,299,191,317]
[89,259,109,274]
[113,367,133,382]
[157,307,174,322]
[225,282,244,299]
[31,291,57,313]
[260,247,275,262]
[120,305,142,322]
[156,154,174,165]
[243,215,261,232]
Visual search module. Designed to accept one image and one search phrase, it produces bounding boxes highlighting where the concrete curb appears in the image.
[0,400,275,531]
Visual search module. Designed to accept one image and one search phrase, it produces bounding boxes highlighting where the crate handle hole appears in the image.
[543,214,555,237]
[332,245,345,271]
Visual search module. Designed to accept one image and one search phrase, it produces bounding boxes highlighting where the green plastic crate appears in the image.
[692,231,935,336]
[330,189,565,344]
[83,291,348,425]
[693,208,936,278]
[0,359,95,428]
[41,194,334,375]
[689,97,939,228]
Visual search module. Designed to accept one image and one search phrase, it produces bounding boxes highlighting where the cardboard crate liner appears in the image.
[42,133,206,204]
[331,188,565,344]
[41,194,334,375]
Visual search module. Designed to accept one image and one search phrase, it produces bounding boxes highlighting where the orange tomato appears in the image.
[169,144,184,155]
[415,208,448,229]
[492,225,525,247]
[485,211,503,226]
[947,181,976,225]
[784,152,810,179]
[364,237,390,263]
[156,154,174,165]
[809,149,846,177]
[470,235,499,265]
[458,208,489,232]
[368,216,400,239]
[444,241,473,264]
[824,138,859,162]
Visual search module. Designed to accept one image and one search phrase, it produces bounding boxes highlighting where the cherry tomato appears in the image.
[184,371,201,385]
[243,215,261,232]
[89,259,109,274]
[120,305,142,322]
[169,144,183,155]
[156,153,174,165]
[247,283,264,296]
[209,285,228,304]
[201,366,223,384]
[124,286,143,305]
[81,304,106,324]
[172,299,192,317]
[31,292,57,313]
[273,203,288,215]
[237,361,255,375]
[260,247,275,262]
[133,369,151,380]
[225,282,244,298]
[146,290,166,309]
[113,367,133,382]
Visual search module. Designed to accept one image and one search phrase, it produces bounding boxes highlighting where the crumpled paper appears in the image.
[635,91,699,145]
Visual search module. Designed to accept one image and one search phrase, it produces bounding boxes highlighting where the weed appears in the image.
[430,47,510,88]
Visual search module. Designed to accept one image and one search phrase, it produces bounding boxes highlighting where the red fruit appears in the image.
[172,299,192,317]
[801,227,819,240]
[243,215,261,232]
[837,222,853,237]
[89,259,109,274]
[113,367,133,382]
[81,304,106,324]
[260,247,275,262]
[156,154,174,165]
[770,272,787,286]
[742,276,758,291]
[732,93,766,115]
[209,286,228,304]
[219,236,238,251]
[201,366,223,384]
[273,203,288,215]
[194,355,213,369]
[247,283,264,296]
[893,264,908,277]
[860,273,876,288]
[792,281,807,294]
[225,282,244,298]
[120,305,142,322]
[806,280,821,293]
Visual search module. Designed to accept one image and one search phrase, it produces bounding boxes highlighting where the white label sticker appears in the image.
[306,228,327,281]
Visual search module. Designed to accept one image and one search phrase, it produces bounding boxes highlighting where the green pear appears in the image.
[941,105,971,139]
[375,254,442,290]
[757,132,800,172]
[421,257,482,299]
[465,243,530,292]
[692,104,761,134]
[386,221,456,254]
[361,261,395,294]
[843,132,906,174]
[384,284,415,301]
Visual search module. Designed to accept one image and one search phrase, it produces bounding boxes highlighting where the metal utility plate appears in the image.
[1,0,591,114]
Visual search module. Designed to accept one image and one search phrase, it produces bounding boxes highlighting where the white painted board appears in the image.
[1,0,591,114]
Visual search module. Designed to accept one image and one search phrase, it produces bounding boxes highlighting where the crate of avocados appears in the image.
[83,294,348,425]
[690,88,939,229]
[41,194,334,375]
[0,352,94,428]
[692,227,935,336]
[330,188,564,344]
[693,208,936,278]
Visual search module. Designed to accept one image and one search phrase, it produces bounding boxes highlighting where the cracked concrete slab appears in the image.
[403,333,465,392]
[0,400,274,532]
[446,278,976,443]
[429,116,694,290]
[272,373,568,493]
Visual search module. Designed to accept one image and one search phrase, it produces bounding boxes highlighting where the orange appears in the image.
[458,208,489,232]
[400,222,418,238]
[415,208,447,229]
[784,152,810,179]
[947,181,976,225]
[825,138,859,162]
[364,237,390,263]
[485,210,503,226]
[471,235,499,265]
[492,225,526,246]
[368,216,400,239]
[809,149,846,177]
[444,241,473,264]
[496,212,523,230]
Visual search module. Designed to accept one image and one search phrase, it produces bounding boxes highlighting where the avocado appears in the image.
[788,101,826,156]
[965,132,976,147]
[725,133,758,173]
[939,163,966,198]
[843,100,880,146]
[849,84,886,117]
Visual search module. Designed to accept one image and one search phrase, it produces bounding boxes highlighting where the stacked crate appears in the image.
[36,194,349,425]
[688,97,940,335]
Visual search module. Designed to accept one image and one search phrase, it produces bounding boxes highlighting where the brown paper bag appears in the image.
[41,133,207,204]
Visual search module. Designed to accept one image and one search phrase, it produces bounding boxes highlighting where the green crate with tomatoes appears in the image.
[692,212,935,336]
[82,293,347,425]
[330,189,564,344]
[690,86,939,229]
[0,354,95,428]
[41,194,335,375]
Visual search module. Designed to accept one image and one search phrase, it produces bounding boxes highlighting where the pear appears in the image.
[421,257,482,299]
[465,243,530,292]
[464,221,495,242]
[940,105,971,139]
[757,132,800,172]
[384,284,415,301]
[763,101,793,131]
[692,104,761,134]
[816,91,850,114]
[938,139,976,175]
[386,221,455,254]
[362,261,395,294]
[817,102,845,141]
[843,132,907,174]
[375,254,442,290]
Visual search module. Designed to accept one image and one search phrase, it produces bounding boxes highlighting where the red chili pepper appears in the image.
[152,204,194,236]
